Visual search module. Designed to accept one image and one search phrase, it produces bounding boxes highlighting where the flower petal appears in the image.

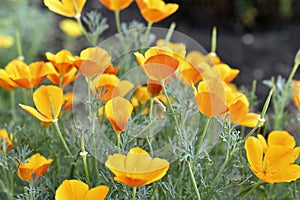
[55,180,88,200]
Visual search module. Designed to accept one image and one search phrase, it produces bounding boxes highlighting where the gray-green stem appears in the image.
[54,121,72,157]
[187,161,201,200]
[81,131,90,185]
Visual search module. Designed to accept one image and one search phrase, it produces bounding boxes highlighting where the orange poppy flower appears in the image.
[215,63,239,83]
[224,84,261,127]
[292,80,300,109]
[103,63,119,75]
[193,78,228,117]
[91,73,133,102]
[0,129,13,151]
[17,153,53,182]
[44,0,86,17]
[245,131,300,183]
[99,0,133,11]
[0,69,17,90]
[147,79,162,97]
[105,147,169,187]
[47,62,79,87]
[63,92,74,110]
[135,0,179,23]
[5,60,50,88]
[105,96,133,133]
[19,85,63,124]
[74,47,111,78]
[45,50,76,75]
[134,47,180,81]
[55,180,109,200]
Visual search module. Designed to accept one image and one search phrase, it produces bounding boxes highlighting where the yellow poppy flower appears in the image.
[245,131,300,183]
[105,96,133,133]
[215,63,239,83]
[192,78,228,117]
[91,73,133,102]
[45,50,76,75]
[0,129,13,151]
[0,34,14,48]
[0,69,17,90]
[156,39,186,58]
[55,179,109,200]
[135,0,179,23]
[99,0,133,11]
[44,0,86,17]
[74,47,111,78]
[17,153,53,182]
[47,62,79,87]
[134,47,180,81]
[105,147,170,187]
[59,19,83,37]
[5,60,50,88]
[131,86,168,115]
[19,85,63,124]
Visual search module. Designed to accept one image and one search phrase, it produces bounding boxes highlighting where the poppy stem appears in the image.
[21,88,28,105]
[240,180,264,199]
[244,88,273,142]
[54,121,72,157]
[195,117,211,158]
[117,132,121,153]
[10,90,16,120]
[187,161,201,200]
[132,186,137,200]
[211,27,217,53]
[164,22,176,45]
[114,10,122,34]
[15,31,24,60]
[144,22,153,46]
[80,131,90,185]
[75,15,94,46]
[274,61,299,130]
[161,82,180,130]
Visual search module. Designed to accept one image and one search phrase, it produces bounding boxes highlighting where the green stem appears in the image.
[81,131,90,185]
[211,27,217,53]
[15,30,24,60]
[164,22,176,45]
[240,180,264,199]
[10,90,16,120]
[161,81,180,131]
[207,148,238,198]
[132,186,137,200]
[117,133,121,153]
[54,121,72,157]
[144,22,153,45]
[187,161,201,200]
[244,88,273,142]
[146,136,153,157]
[274,62,299,129]
[294,180,297,198]
[75,15,94,46]
[21,88,28,105]
[114,10,122,33]
[196,117,211,157]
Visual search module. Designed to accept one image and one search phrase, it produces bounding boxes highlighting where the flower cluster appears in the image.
[0,0,300,199]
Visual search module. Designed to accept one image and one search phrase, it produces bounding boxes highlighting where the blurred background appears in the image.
[1,0,300,103]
